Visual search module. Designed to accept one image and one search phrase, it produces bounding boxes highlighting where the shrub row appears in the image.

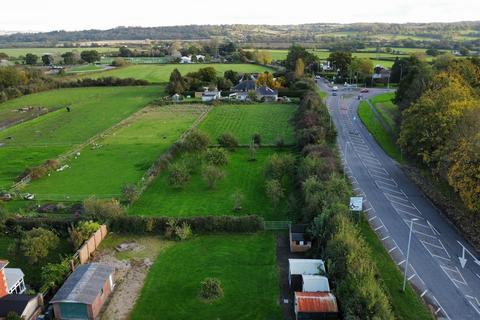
[5,215,264,235]
[293,87,394,319]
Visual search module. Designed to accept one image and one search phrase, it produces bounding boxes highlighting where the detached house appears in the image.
[230,80,278,101]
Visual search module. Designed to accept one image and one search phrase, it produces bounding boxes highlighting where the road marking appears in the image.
[394,207,423,219]
[376,178,398,187]
[420,290,428,297]
[388,246,397,253]
[365,207,373,212]
[368,215,377,222]
[390,199,416,210]
[397,259,405,266]
[374,225,384,231]
[385,192,409,203]
[368,168,389,176]
[408,274,416,280]
[381,236,390,241]
[426,220,441,236]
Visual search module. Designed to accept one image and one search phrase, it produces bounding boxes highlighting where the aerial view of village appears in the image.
[0,1,479,319]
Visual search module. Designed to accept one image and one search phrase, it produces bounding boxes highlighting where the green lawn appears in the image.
[0,86,163,188]
[370,93,400,134]
[0,47,117,58]
[358,101,404,164]
[131,233,282,320]
[77,64,275,83]
[25,105,208,200]
[129,147,293,220]
[358,217,433,320]
[0,236,73,290]
[66,64,105,73]
[198,103,297,145]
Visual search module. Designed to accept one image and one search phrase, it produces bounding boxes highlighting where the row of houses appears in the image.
[288,225,339,320]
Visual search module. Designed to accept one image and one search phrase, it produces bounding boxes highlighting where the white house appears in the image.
[202,89,221,102]
[301,275,330,293]
[180,56,192,64]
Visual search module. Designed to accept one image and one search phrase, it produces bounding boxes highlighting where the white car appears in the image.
[24,193,35,200]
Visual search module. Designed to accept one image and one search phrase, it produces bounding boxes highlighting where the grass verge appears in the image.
[358,217,433,320]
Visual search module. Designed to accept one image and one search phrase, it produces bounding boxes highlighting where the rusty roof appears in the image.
[295,292,338,313]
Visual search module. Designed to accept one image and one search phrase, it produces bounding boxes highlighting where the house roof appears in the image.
[51,263,114,305]
[289,259,325,275]
[0,260,8,271]
[295,292,338,313]
[203,90,220,96]
[0,294,34,317]
[290,224,310,241]
[231,80,256,92]
[302,275,330,292]
[4,268,24,290]
[256,86,278,96]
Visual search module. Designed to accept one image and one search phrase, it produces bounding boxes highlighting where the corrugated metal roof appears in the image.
[295,292,338,313]
[51,263,114,305]
[289,259,326,275]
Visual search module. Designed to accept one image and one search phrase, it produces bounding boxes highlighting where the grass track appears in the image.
[198,103,297,145]
[131,233,282,320]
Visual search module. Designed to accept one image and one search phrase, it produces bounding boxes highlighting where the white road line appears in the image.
[368,215,377,222]
[415,230,441,240]
[368,168,389,176]
[426,220,441,236]
[383,188,407,197]
[394,207,423,219]
[390,199,416,210]
[388,246,397,253]
[365,207,373,212]
[408,274,416,280]
[397,259,405,266]
[381,236,390,241]
[391,239,404,255]
[385,192,410,203]
[437,239,451,259]
[374,225,384,231]
[420,290,428,297]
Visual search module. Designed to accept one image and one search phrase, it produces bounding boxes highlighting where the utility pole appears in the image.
[403,218,418,292]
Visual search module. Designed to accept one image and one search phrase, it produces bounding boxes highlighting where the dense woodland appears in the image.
[1,22,479,50]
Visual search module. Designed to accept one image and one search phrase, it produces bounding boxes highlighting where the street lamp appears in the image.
[403,218,418,292]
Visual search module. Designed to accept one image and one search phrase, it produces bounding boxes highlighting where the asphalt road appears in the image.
[318,80,480,320]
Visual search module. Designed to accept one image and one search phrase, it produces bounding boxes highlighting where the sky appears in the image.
[1,0,480,32]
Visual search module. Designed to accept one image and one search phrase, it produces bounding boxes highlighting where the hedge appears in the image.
[5,215,265,235]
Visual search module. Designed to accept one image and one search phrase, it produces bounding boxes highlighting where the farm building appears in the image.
[289,224,312,253]
[51,263,115,320]
[294,292,339,320]
[289,259,326,290]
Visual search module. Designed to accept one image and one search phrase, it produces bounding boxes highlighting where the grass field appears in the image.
[0,236,73,290]
[131,233,281,320]
[76,64,275,83]
[0,47,117,58]
[129,147,293,220]
[66,64,106,73]
[358,101,404,164]
[25,105,208,200]
[370,93,400,134]
[0,86,163,188]
[358,217,433,320]
[198,103,297,145]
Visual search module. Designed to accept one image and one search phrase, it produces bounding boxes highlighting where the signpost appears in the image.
[349,197,363,211]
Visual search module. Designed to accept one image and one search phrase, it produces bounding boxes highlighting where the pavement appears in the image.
[317,79,480,320]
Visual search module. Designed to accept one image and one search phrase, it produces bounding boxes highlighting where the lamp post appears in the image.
[403,218,418,292]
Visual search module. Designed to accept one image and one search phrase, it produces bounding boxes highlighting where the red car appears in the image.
[360,88,369,93]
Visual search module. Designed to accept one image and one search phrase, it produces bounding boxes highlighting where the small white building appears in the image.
[172,93,181,102]
[302,275,330,293]
[202,90,221,102]
[180,56,192,64]
[288,259,326,287]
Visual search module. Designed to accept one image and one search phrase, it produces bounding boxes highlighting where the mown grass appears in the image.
[370,92,400,134]
[131,233,281,320]
[25,105,207,200]
[129,147,293,220]
[77,64,275,83]
[198,103,297,145]
[0,86,164,188]
[66,64,105,73]
[358,217,433,320]
[97,234,173,261]
[0,236,73,290]
[358,101,404,164]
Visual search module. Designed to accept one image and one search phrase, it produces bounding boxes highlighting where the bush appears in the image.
[168,163,191,189]
[20,227,59,263]
[264,153,296,181]
[111,57,128,67]
[83,197,125,219]
[122,184,139,204]
[175,222,193,241]
[204,148,228,166]
[217,133,239,150]
[69,220,100,249]
[200,277,224,301]
[41,257,70,291]
[202,165,225,189]
[265,179,284,208]
[183,129,210,153]
[252,133,262,146]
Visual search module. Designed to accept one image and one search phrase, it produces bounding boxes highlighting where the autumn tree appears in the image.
[327,51,352,78]
[294,59,305,78]
[265,179,284,208]
[348,57,373,84]
[166,68,186,94]
[256,71,281,89]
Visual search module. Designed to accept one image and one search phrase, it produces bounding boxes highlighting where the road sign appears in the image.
[349,197,363,211]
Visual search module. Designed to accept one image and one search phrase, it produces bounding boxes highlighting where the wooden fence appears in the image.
[77,224,108,264]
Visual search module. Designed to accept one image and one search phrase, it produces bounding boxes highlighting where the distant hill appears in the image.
[0,22,479,50]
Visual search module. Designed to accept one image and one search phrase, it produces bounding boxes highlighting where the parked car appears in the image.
[360,88,369,93]
[332,92,337,96]
[24,193,35,200]
[0,193,12,201]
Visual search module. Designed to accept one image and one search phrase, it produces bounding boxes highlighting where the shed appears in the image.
[302,275,330,293]
[289,224,312,253]
[294,292,339,320]
[289,259,325,288]
[51,263,115,320]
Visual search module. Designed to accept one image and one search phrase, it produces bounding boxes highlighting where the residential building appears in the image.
[51,263,115,320]
[202,89,221,102]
